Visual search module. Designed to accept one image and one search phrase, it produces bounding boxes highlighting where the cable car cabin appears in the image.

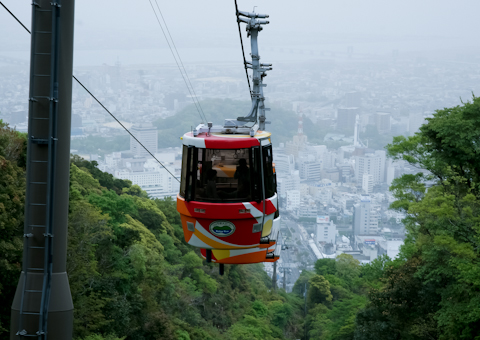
[176,130,280,251]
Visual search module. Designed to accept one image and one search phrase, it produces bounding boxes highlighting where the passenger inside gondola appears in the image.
[234,158,250,198]
[205,169,220,199]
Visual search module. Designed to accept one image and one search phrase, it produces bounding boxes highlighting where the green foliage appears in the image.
[307,275,333,308]
[79,334,126,340]
[71,155,131,194]
[355,257,439,340]
[360,254,391,284]
[314,259,336,276]
[355,96,480,339]
[302,255,371,340]
[0,122,26,336]
[335,254,360,283]
[292,270,315,296]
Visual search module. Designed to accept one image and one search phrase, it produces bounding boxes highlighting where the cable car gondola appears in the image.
[176,8,280,273]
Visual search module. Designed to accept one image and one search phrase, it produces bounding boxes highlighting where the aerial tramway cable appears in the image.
[0,1,180,183]
[152,0,208,123]
[148,0,208,124]
[234,0,253,98]
[72,76,180,182]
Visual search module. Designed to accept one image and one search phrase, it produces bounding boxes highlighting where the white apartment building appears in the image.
[299,197,318,219]
[299,161,322,181]
[277,171,300,198]
[286,190,301,211]
[322,151,337,169]
[311,145,327,163]
[316,216,337,244]
[355,150,386,185]
[353,195,379,235]
[130,124,158,157]
[362,174,374,194]
[274,153,295,176]
[115,167,178,199]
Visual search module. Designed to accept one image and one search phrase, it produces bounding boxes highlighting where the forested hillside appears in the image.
[0,120,305,339]
[2,95,480,340]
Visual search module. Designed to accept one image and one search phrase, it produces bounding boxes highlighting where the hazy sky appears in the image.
[1,0,480,65]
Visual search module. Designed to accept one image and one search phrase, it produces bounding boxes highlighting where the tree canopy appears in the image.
[356,95,480,339]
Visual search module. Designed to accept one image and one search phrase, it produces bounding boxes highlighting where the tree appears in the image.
[307,275,333,308]
[0,122,26,335]
[314,258,336,276]
[355,257,439,340]
[356,95,480,339]
[335,254,360,282]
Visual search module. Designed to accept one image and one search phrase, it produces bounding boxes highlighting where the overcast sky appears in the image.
[1,0,480,65]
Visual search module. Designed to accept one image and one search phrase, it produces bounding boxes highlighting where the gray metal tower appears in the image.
[236,9,272,131]
[10,0,75,339]
[191,8,272,137]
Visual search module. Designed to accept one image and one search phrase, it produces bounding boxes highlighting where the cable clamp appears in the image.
[50,2,61,7]
[43,233,53,238]
[23,233,33,238]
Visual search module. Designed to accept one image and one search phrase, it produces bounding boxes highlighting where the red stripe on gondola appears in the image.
[185,132,261,149]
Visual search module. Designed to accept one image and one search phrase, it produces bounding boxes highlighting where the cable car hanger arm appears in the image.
[192,7,272,137]
[236,9,271,131]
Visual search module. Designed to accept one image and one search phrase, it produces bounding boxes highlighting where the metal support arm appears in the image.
[236,8,271,131]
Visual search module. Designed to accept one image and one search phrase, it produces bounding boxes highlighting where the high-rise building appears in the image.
[386,159,396,186]
[344,91,361,107]
[299,160,322,181]
[355,150,386,185]
[286,190,301,211]
[362,174,374,194]
[299,198,318,219]
[316,216,336,244]
[337,107,359,135]
[115,166,178,199]
[353,195,379,235]
[285,116,308,158]
[274,153,295,176]
[375,112,391,134]
[277,171,301,198]
[337,162,353,182]
[130,123,158,157]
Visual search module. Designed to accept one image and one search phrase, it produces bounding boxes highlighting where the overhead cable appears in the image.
[148,0,208,124]
[234,0,252,98]
[0,1,180,183]
[72,76,179,182]
[153,0,208,122]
